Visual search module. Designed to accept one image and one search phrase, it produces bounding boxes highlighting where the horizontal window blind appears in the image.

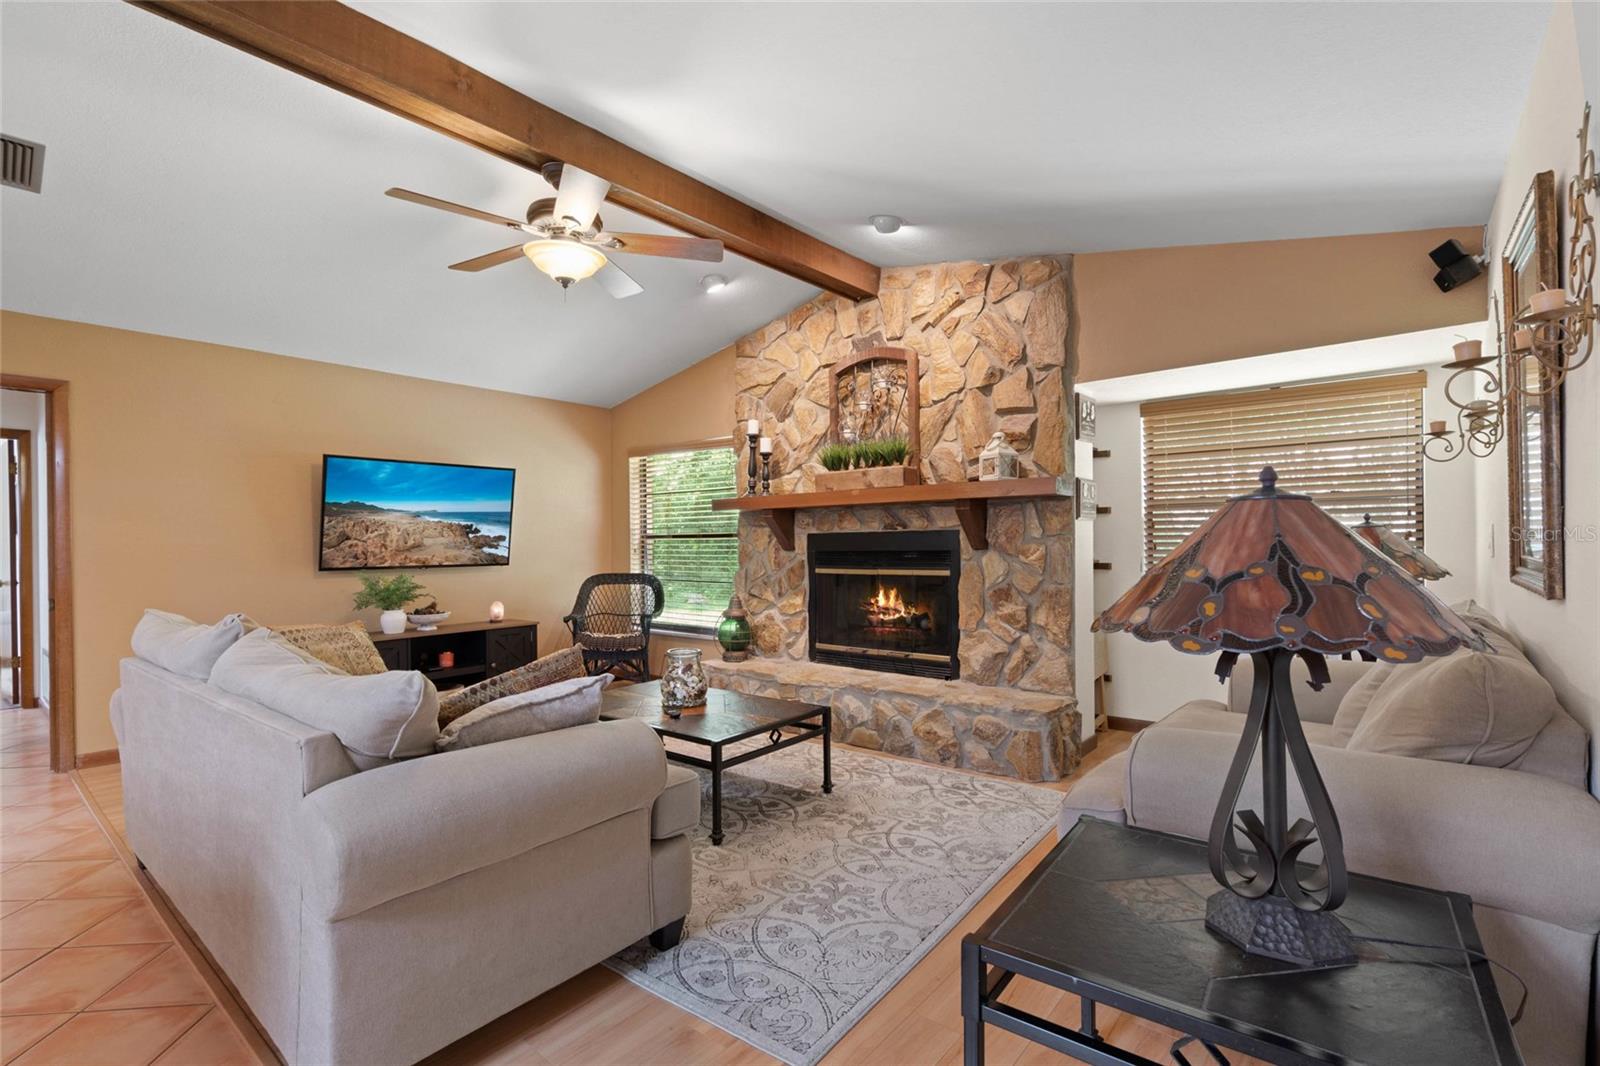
[628,443,739,633]
[1140,373,1426,568]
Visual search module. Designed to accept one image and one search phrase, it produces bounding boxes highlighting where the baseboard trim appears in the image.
[75,748,119,768]
[1078,732,1100,756]
[1106,716,1153,733]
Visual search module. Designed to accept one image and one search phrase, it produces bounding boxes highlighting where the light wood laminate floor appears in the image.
[59,724,1271,1065]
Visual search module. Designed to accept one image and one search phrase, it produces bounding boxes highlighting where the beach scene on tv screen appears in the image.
[321,457,514,569]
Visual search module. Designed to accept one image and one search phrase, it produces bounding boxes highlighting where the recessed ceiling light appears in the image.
[869,214,904,235]
[700,273,728,293]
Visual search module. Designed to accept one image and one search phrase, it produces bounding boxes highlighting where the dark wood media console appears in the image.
[369,619,538,689]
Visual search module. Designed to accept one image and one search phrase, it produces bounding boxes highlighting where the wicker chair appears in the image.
[563,573,665,680]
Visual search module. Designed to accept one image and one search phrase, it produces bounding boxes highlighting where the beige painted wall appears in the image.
[0,311,612,756]
[607,344,736,673]
[1075,226,1487,382]
[1475,0,1598,798]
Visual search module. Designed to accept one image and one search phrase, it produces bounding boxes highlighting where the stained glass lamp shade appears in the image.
[1353,514,1452,581]
[1094,467,1485,965]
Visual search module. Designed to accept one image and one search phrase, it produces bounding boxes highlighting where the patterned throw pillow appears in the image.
[273,621,389,677]
[438,644,586,727]
[436,674,610,752]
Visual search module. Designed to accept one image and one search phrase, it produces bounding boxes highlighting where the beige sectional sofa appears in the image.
[1062,614,1599,1066]
[112,654,699,1065]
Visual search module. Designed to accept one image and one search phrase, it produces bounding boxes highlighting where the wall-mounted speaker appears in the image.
[1429,239,1484,292]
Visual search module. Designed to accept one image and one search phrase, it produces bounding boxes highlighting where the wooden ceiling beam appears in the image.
[129,0,881,300]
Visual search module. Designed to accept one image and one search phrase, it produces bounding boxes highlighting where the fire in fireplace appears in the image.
[808,531,960,679]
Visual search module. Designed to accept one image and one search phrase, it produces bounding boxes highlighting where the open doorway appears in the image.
[1,377,74,772]
[1,428,36,709]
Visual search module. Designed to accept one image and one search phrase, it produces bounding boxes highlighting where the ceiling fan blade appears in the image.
[386,188,523,229]
[552,165,610,231]
[593,259,644,299]
[603,232,724,262]
[448,244,527,272]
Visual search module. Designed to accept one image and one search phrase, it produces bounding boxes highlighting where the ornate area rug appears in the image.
[606,741,1061,1066]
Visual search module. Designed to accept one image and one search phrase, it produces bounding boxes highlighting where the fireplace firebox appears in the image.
[808,531,960,679]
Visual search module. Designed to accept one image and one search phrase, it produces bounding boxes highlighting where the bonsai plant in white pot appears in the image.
[353,573,427,635]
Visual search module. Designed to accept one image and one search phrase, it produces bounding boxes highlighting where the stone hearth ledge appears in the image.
[706,657,1080,782]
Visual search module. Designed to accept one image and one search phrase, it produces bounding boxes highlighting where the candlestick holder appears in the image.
[760,453,772,495]
[745,432,760,496]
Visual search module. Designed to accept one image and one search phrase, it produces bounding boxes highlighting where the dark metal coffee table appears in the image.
[600,682,831,845]
[963,817,1523,1066]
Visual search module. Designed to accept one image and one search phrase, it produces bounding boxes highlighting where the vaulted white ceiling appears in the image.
[1,2,1548,406]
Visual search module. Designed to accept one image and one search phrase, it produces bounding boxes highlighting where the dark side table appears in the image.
[963,817,1523,1066]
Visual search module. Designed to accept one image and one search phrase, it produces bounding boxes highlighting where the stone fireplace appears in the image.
[704,256,1082,781]
[808,530,961,679]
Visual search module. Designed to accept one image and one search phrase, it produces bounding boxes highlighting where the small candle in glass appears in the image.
[488,600,505,622]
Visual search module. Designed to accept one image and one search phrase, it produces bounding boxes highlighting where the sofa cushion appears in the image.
[1163,700,1340,747]
[435,674,610,752]
[273,621,388,677]
[130,609,249,680]
[437,645,586,727]
[1331,664,1390,744]
[1160,700,1238,733]
[1057,751,1130,839]
[1347,639,1558,768]
[652,764,701,839]
[210,629,439,761]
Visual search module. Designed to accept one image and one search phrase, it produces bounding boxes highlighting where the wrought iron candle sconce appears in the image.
[1510,103,1596,397]
[1427,103,1594,463]
[1425,314,1506,464]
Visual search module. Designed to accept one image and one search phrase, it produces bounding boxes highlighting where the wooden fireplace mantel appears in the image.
[710,476,1072,551]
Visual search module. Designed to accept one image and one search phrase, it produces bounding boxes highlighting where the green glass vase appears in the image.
[717,595,752,662]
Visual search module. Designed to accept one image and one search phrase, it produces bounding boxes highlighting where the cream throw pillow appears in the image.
[1346,640,1557,768]
[210,629,439,761]
[436,673,611,752]
[131,609,248,680]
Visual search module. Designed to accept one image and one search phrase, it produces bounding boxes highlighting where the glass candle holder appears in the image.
[660,648,708,716]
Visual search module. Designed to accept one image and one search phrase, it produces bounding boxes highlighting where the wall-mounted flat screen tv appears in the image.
[319,455,516,570]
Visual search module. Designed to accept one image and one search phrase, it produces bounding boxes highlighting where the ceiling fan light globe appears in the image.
[522,239,607,285]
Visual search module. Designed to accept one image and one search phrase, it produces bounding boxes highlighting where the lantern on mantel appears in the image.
[977,432,1019,481]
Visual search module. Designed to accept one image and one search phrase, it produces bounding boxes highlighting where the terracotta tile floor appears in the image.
[0,707,257,1065]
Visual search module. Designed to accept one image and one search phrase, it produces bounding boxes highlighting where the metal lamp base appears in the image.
[1205,890,1356,967]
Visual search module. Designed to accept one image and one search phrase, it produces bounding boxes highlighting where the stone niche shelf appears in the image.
[711,476,1071,551]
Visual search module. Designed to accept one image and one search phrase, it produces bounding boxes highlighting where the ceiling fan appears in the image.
[386,161,723,299]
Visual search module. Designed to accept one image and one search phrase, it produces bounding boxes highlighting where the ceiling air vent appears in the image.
[1,136,45,193]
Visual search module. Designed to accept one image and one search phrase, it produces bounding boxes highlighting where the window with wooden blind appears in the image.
[627,443,739,633]
[1140,372,1426,567]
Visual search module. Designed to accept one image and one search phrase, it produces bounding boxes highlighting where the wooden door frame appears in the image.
[1,428,36,708]
[0,375,74,772]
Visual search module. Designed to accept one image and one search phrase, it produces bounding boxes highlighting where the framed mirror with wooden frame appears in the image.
[1501,169,1565,599]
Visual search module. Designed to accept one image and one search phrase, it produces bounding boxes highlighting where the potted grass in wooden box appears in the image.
[815,437,921,490]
